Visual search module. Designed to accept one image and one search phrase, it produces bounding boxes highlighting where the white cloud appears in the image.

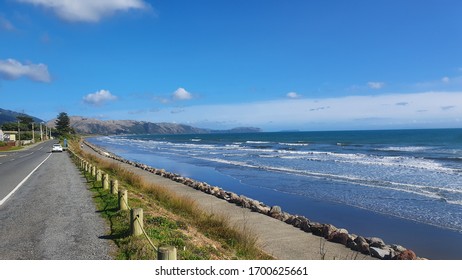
[286,92,301,99]
[367,82,385,89]
[0,58,51,82]
[16,0,149,22]
[441,76,450,83]
[172,87,193,100]
[147,91,462,130]
[83,89,118,106]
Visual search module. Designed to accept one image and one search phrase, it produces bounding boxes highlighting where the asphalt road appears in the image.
[0,141,113,259]
[0,141,54,204]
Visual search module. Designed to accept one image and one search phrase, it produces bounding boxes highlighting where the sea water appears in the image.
[88,128,462,259]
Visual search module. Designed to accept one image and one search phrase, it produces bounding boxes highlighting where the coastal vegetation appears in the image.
[70,138,271,260]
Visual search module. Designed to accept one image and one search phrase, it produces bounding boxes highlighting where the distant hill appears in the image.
[47,116,261,135]
[0,108,45,126]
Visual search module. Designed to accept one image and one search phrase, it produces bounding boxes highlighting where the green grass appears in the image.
[69,139,272,260]
[0,146,23,151]
[78,159,218,259]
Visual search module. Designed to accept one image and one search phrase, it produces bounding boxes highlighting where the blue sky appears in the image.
[1,0,461,131]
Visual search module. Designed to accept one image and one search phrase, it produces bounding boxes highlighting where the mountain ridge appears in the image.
[47,116,261,135]
[0,108,45,126]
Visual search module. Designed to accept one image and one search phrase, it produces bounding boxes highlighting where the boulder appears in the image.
[370,247,391,260]
[368,237,386,249]
[269,206,283,219]
[354,236,370,254]
[238,195,251,208]
[297,217,311,232]
[346,240,357,250]
[280,212,291,222]
[322,224,337,239]
[330,229,350,245]
[394,249,417,260]
[383,245,396,259]
[228,192,240,203]
[391,244,407,253]
[216,190,227,200]
[285,215,296,225]
[309,222,324,237]
[270,205,282,214]
[256,204,271,215]
[358,243,370,255]
[210,186,220,195]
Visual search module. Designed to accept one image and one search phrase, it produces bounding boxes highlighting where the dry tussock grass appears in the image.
[73,141,271,259]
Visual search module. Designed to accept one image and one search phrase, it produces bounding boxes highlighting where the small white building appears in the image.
[2,131,17,142]
[0,129,3,141]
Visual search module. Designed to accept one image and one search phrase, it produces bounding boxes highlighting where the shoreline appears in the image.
[82,139,430,260]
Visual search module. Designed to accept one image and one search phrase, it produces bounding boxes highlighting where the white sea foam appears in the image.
[376,146,431,152]
[225,144,241,148]
[193,154,462,202]
[275,149,455,173]
[109,136,456,174]
[246,141,271,144]
[279,142,310,146]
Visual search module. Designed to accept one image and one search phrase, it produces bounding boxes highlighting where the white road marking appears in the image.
[19,152,34,158]
[0,153,52,206]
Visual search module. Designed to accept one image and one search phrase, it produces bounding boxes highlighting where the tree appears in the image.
[17,115,34,129]
[1,122,17,131]
[55,112,72,135]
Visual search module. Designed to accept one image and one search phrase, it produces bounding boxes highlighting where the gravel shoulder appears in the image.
[0,151,114,260]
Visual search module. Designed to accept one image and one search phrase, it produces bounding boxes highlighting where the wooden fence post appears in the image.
[102,173,109,190]
[96,169,102,181]
[130,208,143,236]
[158,246,177,260]
[118,189,128,211]
[111,179,119,195]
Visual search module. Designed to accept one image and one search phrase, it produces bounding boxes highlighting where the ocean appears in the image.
[88,128,462,259]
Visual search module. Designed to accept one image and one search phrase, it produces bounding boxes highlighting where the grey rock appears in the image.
[269,206,284,219]
[354,236,370,254]
[322,224,337,239]
[270,205,282,215]
[309,222,324,237]
[368,237,386,249]
[391,244,407,253]
[330,229,350,245]
[370,247,391,259]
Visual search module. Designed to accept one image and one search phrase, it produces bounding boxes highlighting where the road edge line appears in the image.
[0,153,52,206]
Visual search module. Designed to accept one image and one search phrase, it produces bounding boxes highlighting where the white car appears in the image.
[52,144,63,152]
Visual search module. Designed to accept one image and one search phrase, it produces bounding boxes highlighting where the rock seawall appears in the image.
[83,140,422,260]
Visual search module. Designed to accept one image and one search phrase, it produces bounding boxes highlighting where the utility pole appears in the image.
[32,123,35,143]
[40,123,43,141]
[45,126,48,140]
[17,120,21,143]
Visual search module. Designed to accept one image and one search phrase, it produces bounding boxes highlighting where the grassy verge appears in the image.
[0,146,23,152]
[70,140,272,260]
